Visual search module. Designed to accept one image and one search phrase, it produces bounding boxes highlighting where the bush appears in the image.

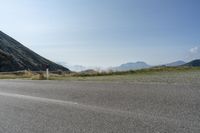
[31,72,45,80]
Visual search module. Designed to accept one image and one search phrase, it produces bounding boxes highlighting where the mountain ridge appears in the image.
[182,59,200,67]
[0,31,69,72]
[112,61,151,71]
[165,60,186,67]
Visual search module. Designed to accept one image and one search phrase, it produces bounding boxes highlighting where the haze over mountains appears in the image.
[0,31,69,72]
[112,62,151,71]
[66,60,200,72]
[0,31,199,72]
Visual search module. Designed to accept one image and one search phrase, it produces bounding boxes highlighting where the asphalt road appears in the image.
[0,80,199,133]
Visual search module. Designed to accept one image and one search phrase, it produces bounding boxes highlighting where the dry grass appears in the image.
[0,67,200,83]
[0,70,46,80]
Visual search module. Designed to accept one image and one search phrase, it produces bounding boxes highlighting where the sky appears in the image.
[0,0,200,67]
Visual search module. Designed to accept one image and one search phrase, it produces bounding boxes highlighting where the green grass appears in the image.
[68,66,200,77]
[0,67,200,84]
[48,67,200,84]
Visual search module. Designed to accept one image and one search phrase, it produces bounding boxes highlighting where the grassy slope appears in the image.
[50,67,200,84]
[0,67,200,84]
[0,31,69,71]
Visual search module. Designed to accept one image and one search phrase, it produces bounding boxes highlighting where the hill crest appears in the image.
[183,59,200,67]
[0,31,69,72]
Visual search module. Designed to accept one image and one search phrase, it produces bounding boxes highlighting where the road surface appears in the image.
[0,80,199,133]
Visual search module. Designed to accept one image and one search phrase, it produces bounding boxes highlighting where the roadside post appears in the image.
[46,64,49,80]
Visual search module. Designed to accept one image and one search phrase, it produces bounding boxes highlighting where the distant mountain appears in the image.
[165,60,186,67]
[68,65,87,72]
[0,31,69,72]
[112,61,151,71]
[80,69,97,74]
[182,59,200,67]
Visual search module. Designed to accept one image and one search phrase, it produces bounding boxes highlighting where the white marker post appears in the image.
[46,68,49,80]
[46,64,49,80]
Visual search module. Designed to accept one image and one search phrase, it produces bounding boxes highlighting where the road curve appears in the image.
[0,80,199,133]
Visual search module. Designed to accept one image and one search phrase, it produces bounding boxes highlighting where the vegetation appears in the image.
[0,66,200,84]
[70,66,200,77]
[0,70,44,80]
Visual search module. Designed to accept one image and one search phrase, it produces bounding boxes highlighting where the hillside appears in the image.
[0,31,69,72]
[183,59,200,67]
[165,60,186,66]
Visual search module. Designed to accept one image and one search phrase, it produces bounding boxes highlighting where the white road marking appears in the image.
[0,91,197,128]
[0,91,139,117]
[0,92,79,106]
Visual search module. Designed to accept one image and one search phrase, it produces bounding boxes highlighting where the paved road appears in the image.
[0,80,199,133]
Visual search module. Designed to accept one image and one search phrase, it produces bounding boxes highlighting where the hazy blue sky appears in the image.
[0,0,200,67]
